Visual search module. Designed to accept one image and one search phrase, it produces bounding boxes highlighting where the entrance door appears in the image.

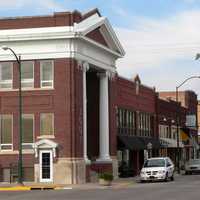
[40,150,53,182]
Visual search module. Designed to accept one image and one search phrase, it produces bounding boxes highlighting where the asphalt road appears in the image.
[1,175,200,200]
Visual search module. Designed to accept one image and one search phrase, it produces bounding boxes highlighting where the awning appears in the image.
[180,129,190,142]
[118,135,144,150]
[159,138,184,148]
[141,137,161,149]
[118,135,161,150]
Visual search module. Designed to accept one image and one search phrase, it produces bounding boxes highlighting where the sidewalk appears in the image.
[0,177,138,191]
[0,173,185,191]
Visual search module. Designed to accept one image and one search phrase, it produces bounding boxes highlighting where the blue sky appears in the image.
[1,0,200,96]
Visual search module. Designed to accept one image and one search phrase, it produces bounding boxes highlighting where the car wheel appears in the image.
[140,180,145,183]
[185,171,188,175]
[164,173,168,182]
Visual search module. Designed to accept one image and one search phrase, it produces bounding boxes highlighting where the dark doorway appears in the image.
[87,70,99,160]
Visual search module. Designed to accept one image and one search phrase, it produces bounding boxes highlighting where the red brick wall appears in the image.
[0,154,34,168]
[0,9,102,30]
[74,62,84,158]
[116,77,157,138]
[0,12,82,30]
[116,77,156,113]
[86,28,109,47]
[0,58,82,161]
[109,77,117,156]
[156,97,187,127]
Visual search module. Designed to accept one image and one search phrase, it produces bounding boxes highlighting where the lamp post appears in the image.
[1,46,23,184]
[176,75,200,174]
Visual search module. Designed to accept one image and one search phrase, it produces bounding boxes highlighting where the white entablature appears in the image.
[0,12,125,72]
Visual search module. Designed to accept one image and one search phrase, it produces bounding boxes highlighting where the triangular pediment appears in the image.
[74,13,125,57]
[86,27,109,48]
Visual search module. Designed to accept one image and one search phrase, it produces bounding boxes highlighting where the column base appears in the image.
[84,158,91,165]
[96,157,112,163]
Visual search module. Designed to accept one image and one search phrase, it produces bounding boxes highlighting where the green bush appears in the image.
[98,172,113,181]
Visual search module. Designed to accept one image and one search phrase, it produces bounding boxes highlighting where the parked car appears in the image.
[140,157,175,182]
[185,159,200,175]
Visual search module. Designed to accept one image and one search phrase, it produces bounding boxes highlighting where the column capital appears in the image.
[82,62,90,72]
[97,71,116,79]
[77,60,90,72]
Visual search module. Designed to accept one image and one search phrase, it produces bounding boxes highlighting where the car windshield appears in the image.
[144,159,166,168]
[188,160,200,165]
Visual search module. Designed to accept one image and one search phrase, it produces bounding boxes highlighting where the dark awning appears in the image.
[118,135,161,150]
[118,135,145,150]
[141,137,161,149]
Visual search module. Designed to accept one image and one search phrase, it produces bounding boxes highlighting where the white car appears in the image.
[185,159,200,174]
[140,157,175,182]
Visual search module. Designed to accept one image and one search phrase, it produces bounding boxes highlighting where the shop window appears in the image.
[117,108,136,135]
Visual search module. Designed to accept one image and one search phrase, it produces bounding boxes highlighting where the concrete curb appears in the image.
[0,178,137,191]
[0,186,31,191]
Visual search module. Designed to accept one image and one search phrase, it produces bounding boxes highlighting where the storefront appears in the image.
[117,135,160,177]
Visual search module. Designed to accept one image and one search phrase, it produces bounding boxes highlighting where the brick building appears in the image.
[156,97,188,167]
[159,91,199,158]
[116,75,160,177]
[0,8,198,184]
[0,9,125,184]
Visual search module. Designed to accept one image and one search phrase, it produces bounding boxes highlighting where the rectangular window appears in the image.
[40,113,54,136]
[22,114,34,147]
[0,62,12,89]
[0,115,12,150]
[40,60,54,88]
[21,61,34,88]
[117,108,136,135]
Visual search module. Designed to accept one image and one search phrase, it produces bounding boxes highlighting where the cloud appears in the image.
[115,10,200,95]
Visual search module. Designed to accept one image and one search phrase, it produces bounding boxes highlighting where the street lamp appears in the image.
[176,75,200,174]
[1,46,23,184]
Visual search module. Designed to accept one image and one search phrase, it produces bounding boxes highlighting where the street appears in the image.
[1,175,200,200]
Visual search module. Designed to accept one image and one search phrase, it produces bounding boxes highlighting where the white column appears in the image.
[97,71,111,162]
[82,62,90,163]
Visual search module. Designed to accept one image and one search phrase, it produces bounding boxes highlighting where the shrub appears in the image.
[98,172,113,181]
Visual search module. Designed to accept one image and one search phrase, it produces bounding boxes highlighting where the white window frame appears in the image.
[40,113,54,136]
[40,60,54,89]
[0,62,13,90]
[22,114,34,148]
[21,61,34,89]
[0,114,13,151]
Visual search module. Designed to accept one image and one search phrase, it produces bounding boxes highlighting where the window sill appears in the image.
[0,88,54,92]
[37,135,55,139]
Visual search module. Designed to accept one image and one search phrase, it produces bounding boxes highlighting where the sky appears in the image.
[0,0,200,96]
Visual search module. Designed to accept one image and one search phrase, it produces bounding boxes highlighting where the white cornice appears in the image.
[0,26,75,41]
